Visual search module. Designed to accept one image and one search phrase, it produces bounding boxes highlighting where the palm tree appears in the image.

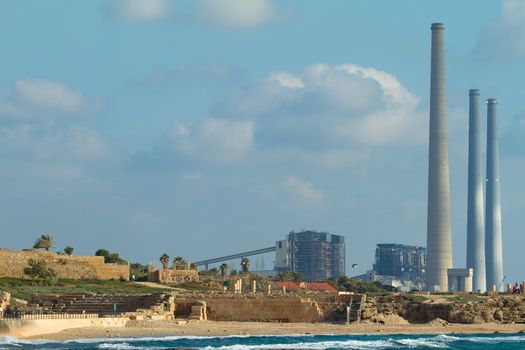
[173,256,187,270]
[33,234,54,251]
[241,257,250,274]
[63,246,74,256]
[219,263,228,277]
[159,253,170,270]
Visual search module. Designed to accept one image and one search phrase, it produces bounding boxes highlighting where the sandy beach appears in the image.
[27,320,525,340]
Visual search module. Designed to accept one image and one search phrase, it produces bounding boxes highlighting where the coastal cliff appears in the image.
[362,294,525,324]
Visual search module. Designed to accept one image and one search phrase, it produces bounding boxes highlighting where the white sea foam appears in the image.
[202,338,440,350]
[97,342,160,350]
[2,333,525,349]
[208,333,444,350]
[0,335,51,345]
[461,334,525,343]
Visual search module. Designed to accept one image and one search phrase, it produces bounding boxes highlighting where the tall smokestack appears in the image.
[466,89,486,292]
[426,22,453,292]
[485,98,504,292]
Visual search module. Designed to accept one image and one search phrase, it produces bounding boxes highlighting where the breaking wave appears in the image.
[2,333,525,349]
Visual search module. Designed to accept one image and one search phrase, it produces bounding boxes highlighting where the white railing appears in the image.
[4,313,99,320]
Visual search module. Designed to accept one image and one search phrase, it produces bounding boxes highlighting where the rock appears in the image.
[361,308,378,319]
[370,314,408,325]
[480,310,495,323]
[494,310,504,322]
[427,318,449,326]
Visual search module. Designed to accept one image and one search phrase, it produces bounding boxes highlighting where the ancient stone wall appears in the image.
[0,292,9,319]
[174,295,325,323]
[149,269,198,284]
[0,249,129,281]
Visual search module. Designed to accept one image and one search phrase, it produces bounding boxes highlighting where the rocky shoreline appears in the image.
[363,293,525,324]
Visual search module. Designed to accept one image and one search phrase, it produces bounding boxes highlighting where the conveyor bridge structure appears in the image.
[194,246,276,269]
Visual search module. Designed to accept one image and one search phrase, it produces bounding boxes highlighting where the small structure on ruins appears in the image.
[149,269,199,284]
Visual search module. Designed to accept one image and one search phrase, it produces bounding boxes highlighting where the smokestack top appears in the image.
[487,98,497,105]
[469,89,480,96]
[431,23,445,30]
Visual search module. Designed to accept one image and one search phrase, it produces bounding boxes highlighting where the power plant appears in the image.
[426,23,505,292]
[193,22,507,294]
[485,98,504,292]
[466,89,486,293]
[426,23,453,292]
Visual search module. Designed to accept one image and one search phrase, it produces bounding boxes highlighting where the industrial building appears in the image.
[373,244,426,284]
[465,93,505,293]
[355,243,426,292]
[426,22,453,292]
[466,89,487,293]
[485,98,504,292]
[275,231,345,281]
[448,268,473,292]
[425,22,505,293]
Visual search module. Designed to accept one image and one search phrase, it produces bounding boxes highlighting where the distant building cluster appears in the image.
[354,243,426,291]
[373,244,426,283]
[275,231,345,282]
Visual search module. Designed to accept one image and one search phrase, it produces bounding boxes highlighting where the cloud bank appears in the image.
[103,0,286,28]
[104,0,171,22]
[216,63,423,150]
[474,0,525,59]
[0,79,104,118]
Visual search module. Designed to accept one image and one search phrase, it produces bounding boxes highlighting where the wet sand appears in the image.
[27,320,525,340]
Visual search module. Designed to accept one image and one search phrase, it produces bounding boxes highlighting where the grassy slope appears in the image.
[0,277,171,301]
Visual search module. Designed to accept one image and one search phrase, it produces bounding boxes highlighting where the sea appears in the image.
[2,333,525,350]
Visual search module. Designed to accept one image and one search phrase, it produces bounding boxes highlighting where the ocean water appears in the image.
[1,333,525,350]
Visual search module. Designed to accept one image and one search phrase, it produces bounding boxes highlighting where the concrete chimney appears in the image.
[466,89,486,292]
[426,23,453,292]
[485,98,504,292]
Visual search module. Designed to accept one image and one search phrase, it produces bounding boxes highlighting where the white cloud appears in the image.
[168,118,254,164]
[0,124,113,162]
[269,72,304,88]
[103,0,286,28]
[283,176,326,204]
[0,79,103,118]
[14,80,95,114]
[196,0,277,28]
[104,0,170,22]
[137,63,421,172]
[64,128,113,160]
[219,63,423,147]
[0,93,20,116]
[474,0,525,58]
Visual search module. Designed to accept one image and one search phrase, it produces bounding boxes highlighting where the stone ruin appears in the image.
[0,248,129,281]
[148,269,199,284]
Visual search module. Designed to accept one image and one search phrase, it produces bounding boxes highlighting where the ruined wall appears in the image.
[175,296,325,323]
[0,317,128,338]
[149,269,198,284]
[0,292,9,318]
[0,249,129,281]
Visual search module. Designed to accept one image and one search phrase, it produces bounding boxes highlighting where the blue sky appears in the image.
[1,0,525,282]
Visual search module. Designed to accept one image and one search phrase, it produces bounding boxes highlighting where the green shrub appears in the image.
[23,259,57,280]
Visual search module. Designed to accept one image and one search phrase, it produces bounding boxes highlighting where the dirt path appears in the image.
[131,282,179,290]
